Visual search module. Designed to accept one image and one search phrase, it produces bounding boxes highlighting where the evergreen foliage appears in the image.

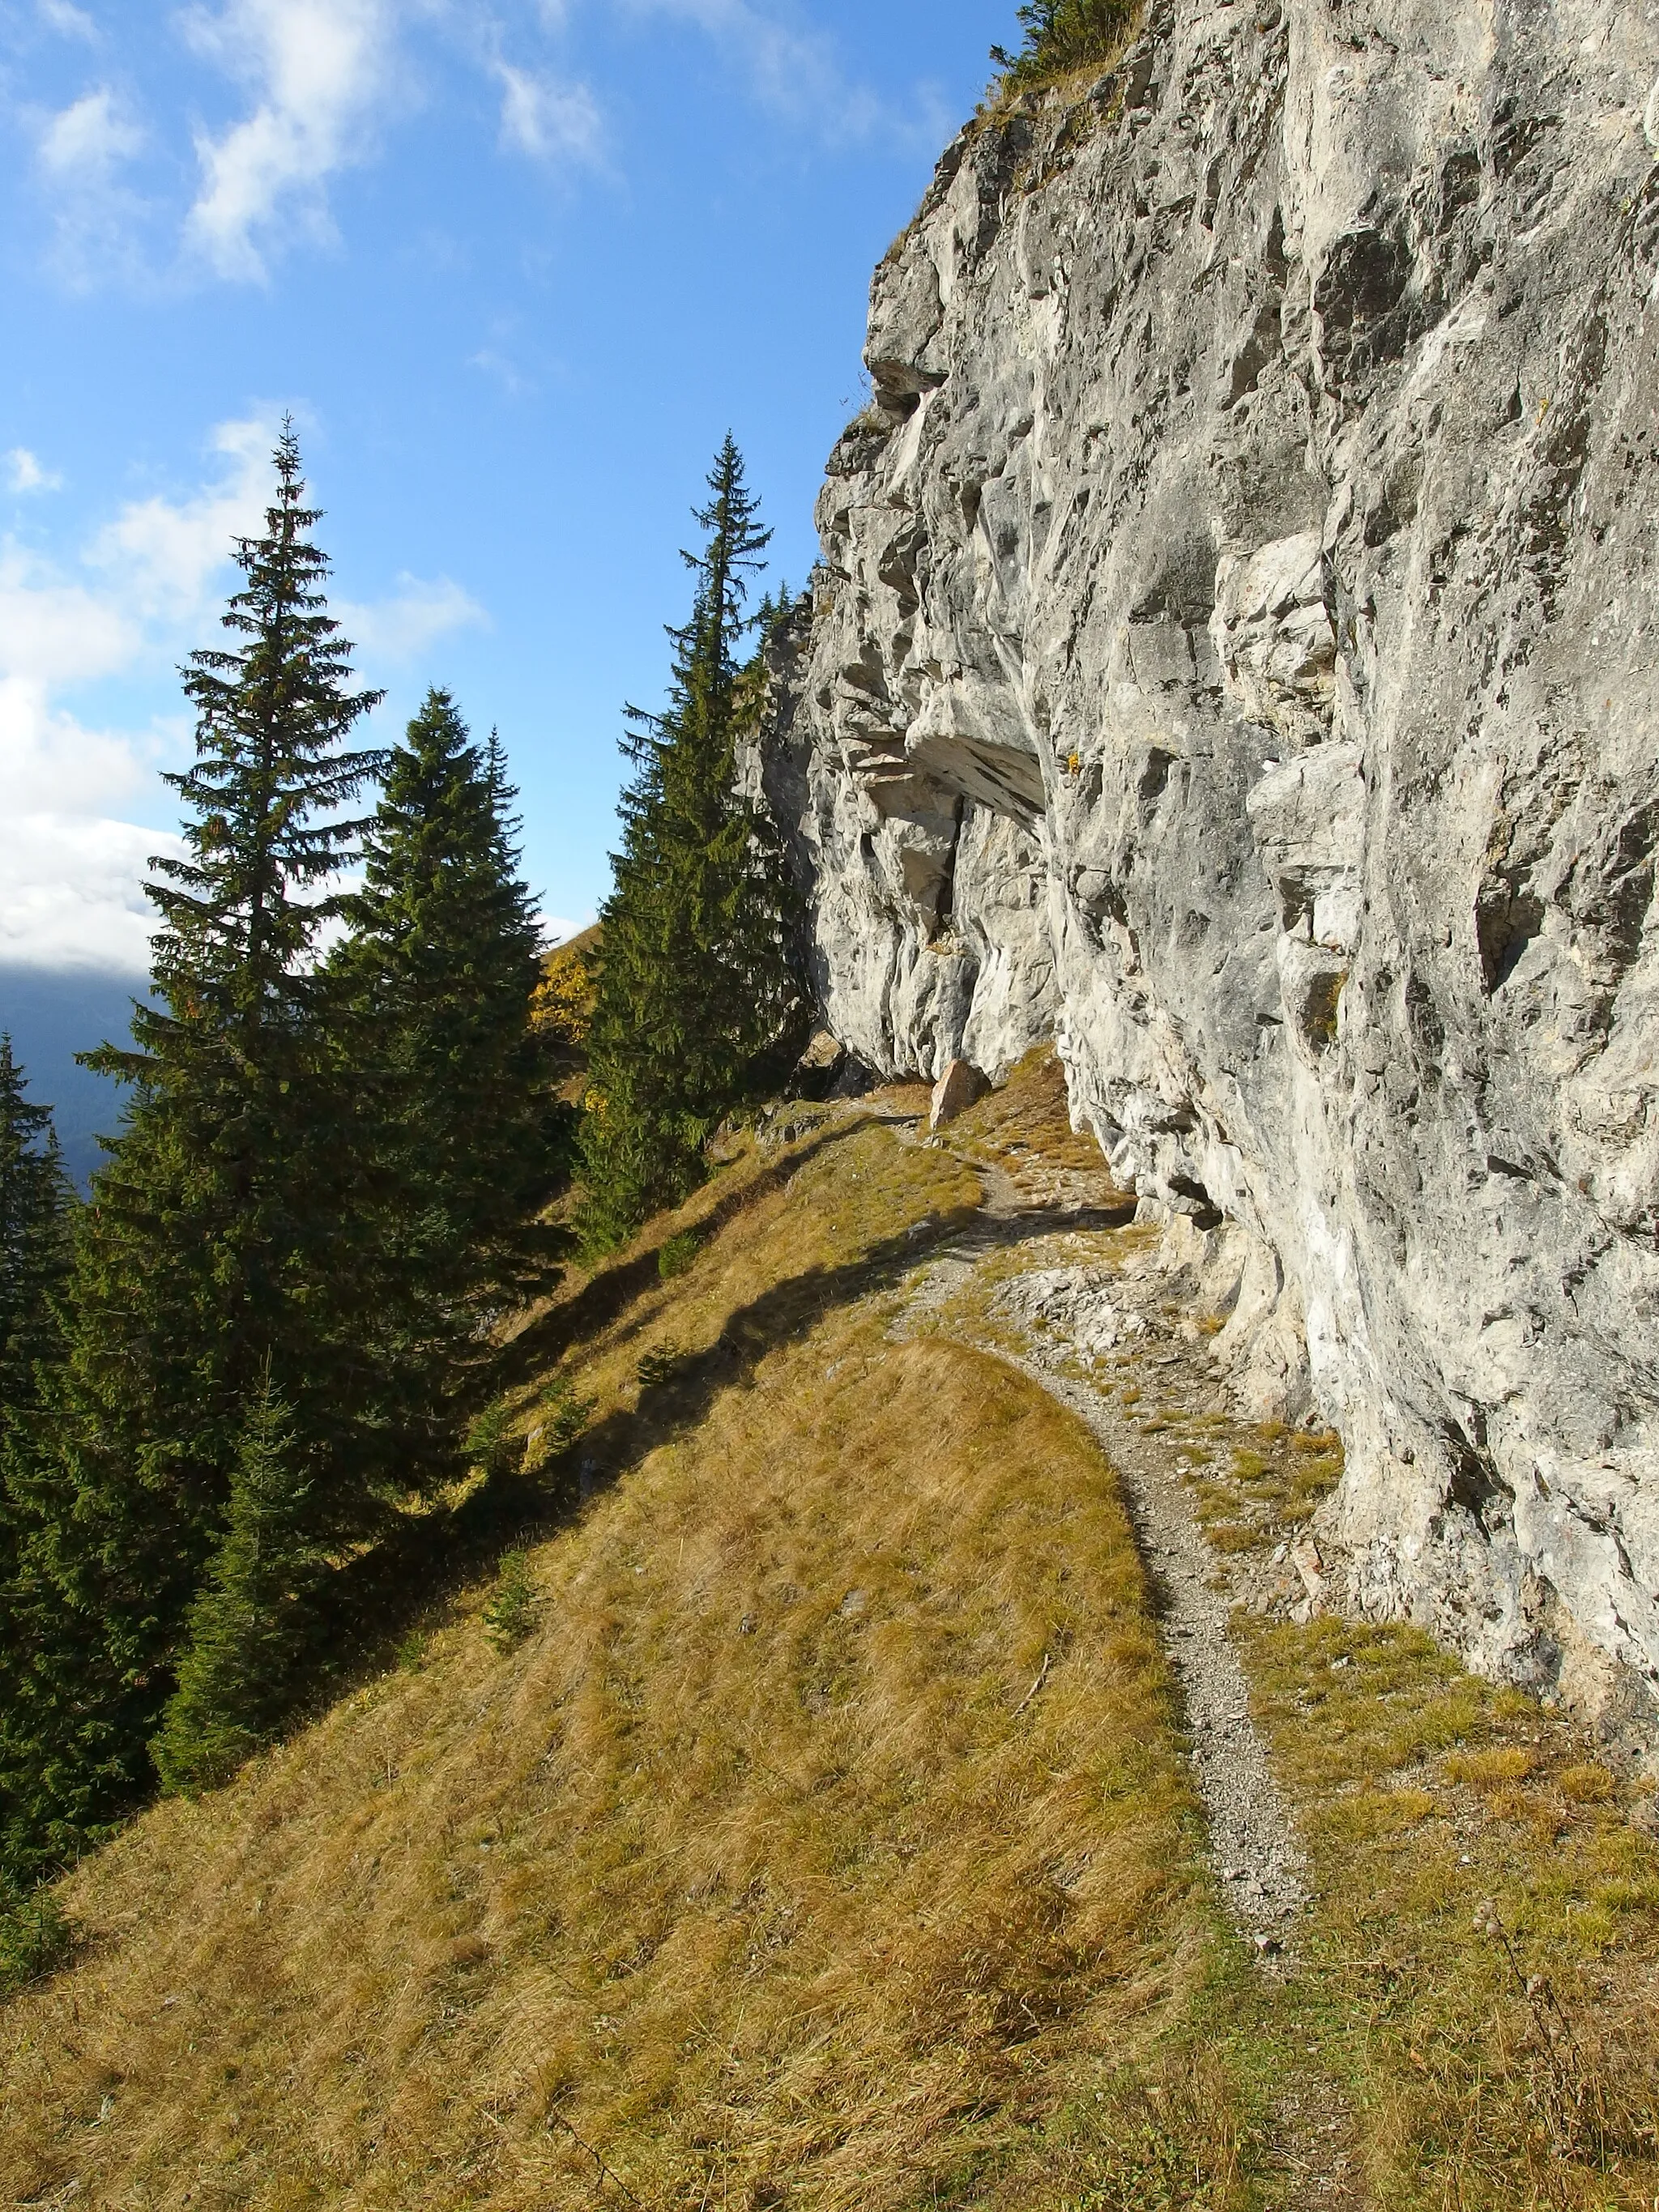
[0,1874,73,1995]
[582,437,807,1246]
[330,688,567,1438]
[991,0,1141,87]
[151,1377,320,1796]
[0,1038,73,1430]
[0,1042,74,1843]
[481,1549,539,1652]
[0,426,387,1867]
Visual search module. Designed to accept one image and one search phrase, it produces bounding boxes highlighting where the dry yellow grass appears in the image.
[0,1108,1243,2212]
[1243,1615,1659,2208]
[6,1071,1658,2211]
[945,1048,1117,1187]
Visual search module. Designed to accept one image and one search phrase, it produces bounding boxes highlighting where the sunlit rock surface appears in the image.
[755,0,1659,1750]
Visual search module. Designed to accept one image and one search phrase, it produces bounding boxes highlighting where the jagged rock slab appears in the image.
[752,0,1659,1753]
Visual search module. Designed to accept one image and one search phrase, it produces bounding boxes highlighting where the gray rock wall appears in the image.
[760,0,1659,1750]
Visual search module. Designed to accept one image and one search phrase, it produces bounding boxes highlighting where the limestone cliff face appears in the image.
[758,0,1659,1746]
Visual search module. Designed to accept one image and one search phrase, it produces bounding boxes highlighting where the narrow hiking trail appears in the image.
[7,1075,1657,2212]
[887,1124,1311,1953]
[879,1104,1364,2206]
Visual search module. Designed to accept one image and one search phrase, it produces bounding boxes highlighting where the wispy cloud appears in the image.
[83,415,274,619]
[495,59,602,164]
[36,0,98,39]
[337,573,487,661]
[0,417,489,971]
[5,450,62,495]
[37,84,143,182]
[180,0,398,281]
[627,0,949,148]
[32,83,150,283]
[467,345,534,398]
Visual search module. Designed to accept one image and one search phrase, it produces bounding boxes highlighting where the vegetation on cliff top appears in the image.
[991,0,1144,92]
[581,434,808,1251]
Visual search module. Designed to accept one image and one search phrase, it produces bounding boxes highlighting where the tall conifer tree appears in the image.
[0,1040,72,1431]
[0,1042,74,1802]
[582,437,806,1243]
[0,427,386,1868]
[330,688,565,1456]
[151,1375,320,1796]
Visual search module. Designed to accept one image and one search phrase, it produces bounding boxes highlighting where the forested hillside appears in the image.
[0,421,805,1915]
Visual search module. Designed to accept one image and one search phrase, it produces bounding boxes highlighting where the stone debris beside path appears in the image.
[893,1144,1313,1957]
[1034,1357,1309,1946]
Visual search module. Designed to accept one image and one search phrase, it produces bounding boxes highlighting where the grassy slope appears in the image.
[0,1103,1242,2211]
[2,1067,1656,2210]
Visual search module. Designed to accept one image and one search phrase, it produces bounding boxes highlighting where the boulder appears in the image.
[930,1059,989,1130]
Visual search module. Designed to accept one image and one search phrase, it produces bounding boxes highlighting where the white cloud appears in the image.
[181,0,397,281]
[0,675,186,974]
[629,0,949,148]
[0,565,137,696]
[84,414,272,623]
[496,61,602,165]
[336,574,487,661]
[34,86,148,285]
[0,424,267,968]
[541,914,590,947]
[0,812,183,975]
[38,86,143,181]
[36,0,98,40]
[0,418,489,971]
[467,346,533,398]
[6,450,62,496]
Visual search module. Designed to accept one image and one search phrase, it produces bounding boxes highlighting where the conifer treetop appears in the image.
[129,421,390,1050]
[625,433,771,767]
[0,1034,71,1406]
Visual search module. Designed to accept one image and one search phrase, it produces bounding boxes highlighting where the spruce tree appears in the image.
[151,1375,319,1796]
[329,688,567,1457]
[0,1042,73,1812]
[0,426,386,1868]
[582,436,806,1244]
[0,1039,72,1431]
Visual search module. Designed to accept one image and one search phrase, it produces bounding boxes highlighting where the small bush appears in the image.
[637,1340,688,1391]
[1559,1762,1618,1805]
[991,0,1141,92]
[539,1375,596,1456]
[483,1550,540,1652]
[1445,1746,1537,1790]
[465,1401,522,1480]
[0,1883,74,1997]
[658,1230,701,1281]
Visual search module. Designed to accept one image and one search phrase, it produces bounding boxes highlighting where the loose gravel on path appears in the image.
[894,1148,1309,1953]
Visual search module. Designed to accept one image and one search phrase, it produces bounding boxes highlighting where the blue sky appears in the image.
[0,0,1015,981]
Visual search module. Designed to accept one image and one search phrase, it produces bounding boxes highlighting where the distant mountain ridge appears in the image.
[0,968,145,1186]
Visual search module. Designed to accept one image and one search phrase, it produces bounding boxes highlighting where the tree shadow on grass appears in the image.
[497,1113,902,1391]
[305,1141,1134,1707]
